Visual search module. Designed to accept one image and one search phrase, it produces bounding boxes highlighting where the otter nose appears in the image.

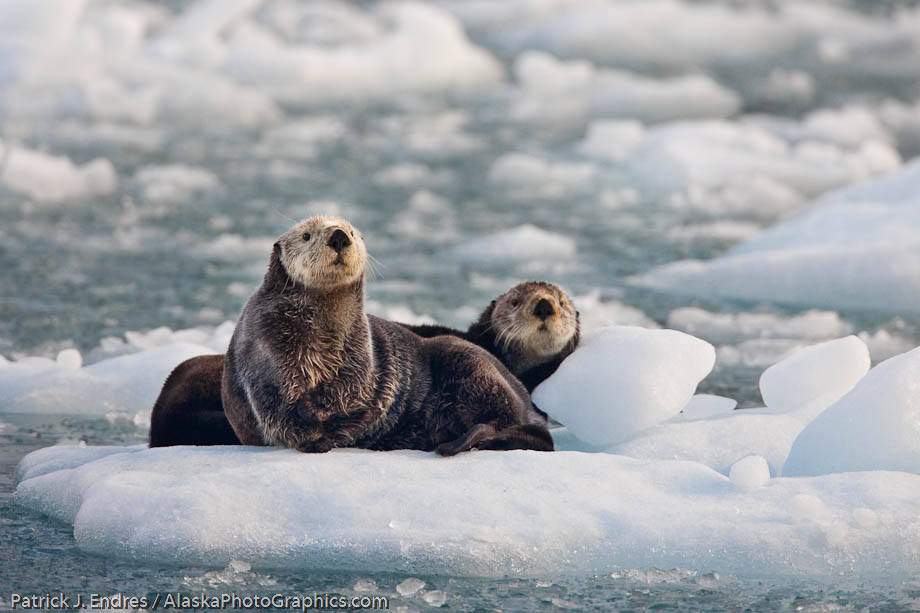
[533,298,555,321]
[327,229,351,253]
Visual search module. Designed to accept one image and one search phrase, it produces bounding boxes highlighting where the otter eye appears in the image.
[302,232,311,241]
[510,298,520,307]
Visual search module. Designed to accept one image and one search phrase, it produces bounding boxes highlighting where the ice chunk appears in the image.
[635,160,920,314]
[783,346,920,477]
[222,2,503,104]
[396,578,425,596]
[14,444,920,578]
[1,145,116,202]
[625,120,900,204]
[451,225,575,264]
[759,336,869,421]
[729,456,770,489]
[577,120,645,163]
[133,164,221,203]
[667,307,851,346]
[0,343,214,415]
[488,152,596,199]
[421,591,447,607]
[532,326,715,447]
[510,51,739,125]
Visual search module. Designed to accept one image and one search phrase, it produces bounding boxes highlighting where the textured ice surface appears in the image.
[532,326,715,447]
[14,444,920,579]
[759,336,869,421]
[784,347,920,477]
[636,161,920,313]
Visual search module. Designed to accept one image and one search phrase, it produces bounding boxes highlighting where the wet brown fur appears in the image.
[217,217,551,455]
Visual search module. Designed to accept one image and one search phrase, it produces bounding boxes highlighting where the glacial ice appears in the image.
[635,160,920,314]
[532,326,715,447]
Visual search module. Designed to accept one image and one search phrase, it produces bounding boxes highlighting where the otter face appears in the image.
[491,281,578,363]
[277,216,367,290]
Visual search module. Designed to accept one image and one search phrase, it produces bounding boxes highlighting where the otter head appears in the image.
[484,281,579,371]
[275,216,367,291]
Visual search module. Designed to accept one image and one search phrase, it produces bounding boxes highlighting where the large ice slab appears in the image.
[635,160,920,313]
[14,444,920,579]
[532,326,715,447]
[784,347,920,477]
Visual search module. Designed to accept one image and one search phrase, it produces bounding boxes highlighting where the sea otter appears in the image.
[218,216,551,455]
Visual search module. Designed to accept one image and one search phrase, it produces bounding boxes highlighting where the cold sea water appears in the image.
[3,0,920,610]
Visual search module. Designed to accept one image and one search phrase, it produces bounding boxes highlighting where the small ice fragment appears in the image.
[353,579,377,592]
[421,591,446,607]
[396,578,425,596]
[728,455,770,489]
[228,560,251,573]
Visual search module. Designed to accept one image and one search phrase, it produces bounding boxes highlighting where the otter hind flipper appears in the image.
[435,423,554,456]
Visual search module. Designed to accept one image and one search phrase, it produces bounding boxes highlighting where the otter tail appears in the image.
[435,423,554,456]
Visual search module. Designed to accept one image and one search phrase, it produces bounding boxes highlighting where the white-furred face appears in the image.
[491,281,578,359]
[277,216,367,290]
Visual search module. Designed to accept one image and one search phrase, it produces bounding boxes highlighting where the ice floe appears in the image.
[635,160,920,314]
[13,442,920,579]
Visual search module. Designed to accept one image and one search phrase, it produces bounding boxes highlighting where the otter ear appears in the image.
[467,300,497,340]
[272,241,281,256]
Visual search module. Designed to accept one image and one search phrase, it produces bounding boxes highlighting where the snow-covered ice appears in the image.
[532,326,715,447]
[635,160,920,313]
[14,442,920,579]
